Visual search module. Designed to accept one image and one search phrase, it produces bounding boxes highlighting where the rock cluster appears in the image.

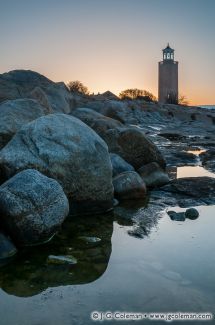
[1,69,214,263]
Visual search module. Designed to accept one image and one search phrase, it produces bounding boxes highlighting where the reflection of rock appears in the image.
[0,170,69,246]
[47,255,77,265]
[114,199,161,239]
[0,214,113,297]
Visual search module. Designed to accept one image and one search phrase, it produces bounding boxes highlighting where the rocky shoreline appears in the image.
[0,70,214,262]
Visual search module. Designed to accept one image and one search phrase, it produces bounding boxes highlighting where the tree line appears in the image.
[67,80,188,105]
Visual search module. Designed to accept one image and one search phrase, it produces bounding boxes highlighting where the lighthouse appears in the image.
[158,44,178,104]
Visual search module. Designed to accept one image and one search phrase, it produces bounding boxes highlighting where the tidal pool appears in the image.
[0,202,215,325]
[177,166,215,179]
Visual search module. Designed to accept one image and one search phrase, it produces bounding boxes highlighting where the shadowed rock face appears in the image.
[138,162,170,188]
[104,127,166,170]
[110,153,134,177]
[0,214,114,297]
[0,99,51,149]
[0,232,17,260]
[0,70,73,113]
[0,114,113,215]
[71,109,166,170]
[200,150,215,173]
[113,171,147,200]
[0,169,69,246]
[71,107,124,138]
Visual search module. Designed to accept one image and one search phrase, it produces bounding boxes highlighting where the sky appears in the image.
[0,0,214,105]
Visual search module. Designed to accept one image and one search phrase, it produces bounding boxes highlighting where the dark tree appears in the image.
[67,80,90,95]
[119,88,157,102]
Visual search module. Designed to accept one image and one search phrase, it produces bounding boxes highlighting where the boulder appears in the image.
[185,208,199,220]
[104,127,166,170]
[0,114,113,215]
[168,208,199,221]
[138,162,170,188]
[0,169,69,246]
[30,86,53,112]
[0,99,51,149]
[0,70,73,113]
[73,99,128,123]
[0,232,17,259]
[110,153,134,177]
[72,109,165,170]
[113,171,147,200]
[71,107,123,137]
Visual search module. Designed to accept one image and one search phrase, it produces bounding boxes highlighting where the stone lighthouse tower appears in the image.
[158,44,178,104]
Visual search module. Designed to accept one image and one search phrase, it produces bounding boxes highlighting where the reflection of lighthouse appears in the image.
[158,43,178,104]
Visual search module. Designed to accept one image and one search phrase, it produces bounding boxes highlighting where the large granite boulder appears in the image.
[72,109,165,170]
[110,153,134,177]
[0,114,113,215]
[113,171,147,200]
[0,70,73,113]
[0,169,69,246]
[0,98,51,149]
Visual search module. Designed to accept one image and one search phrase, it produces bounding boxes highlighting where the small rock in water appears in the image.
[185,208,199,220]
[78,236,101,244]
[47,255,77,265]
[168,211,186,221]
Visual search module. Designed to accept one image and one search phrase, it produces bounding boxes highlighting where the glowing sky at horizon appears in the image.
[0,0,214,105]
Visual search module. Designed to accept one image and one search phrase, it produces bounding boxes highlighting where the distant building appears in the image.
[93,91,119,101]
[158,44,178,104]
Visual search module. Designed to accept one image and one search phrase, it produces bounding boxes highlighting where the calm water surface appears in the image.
[0,201,215,325]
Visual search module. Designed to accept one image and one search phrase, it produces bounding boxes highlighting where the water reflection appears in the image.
[0,214,114,297]
[177,166,215,178]
[187,149,206,156]
[0,202,215,325]
[0,198,160,298]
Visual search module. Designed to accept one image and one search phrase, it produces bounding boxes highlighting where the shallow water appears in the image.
[0,202,215,325]
[177,166,215,179]
[186,149,206,156]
